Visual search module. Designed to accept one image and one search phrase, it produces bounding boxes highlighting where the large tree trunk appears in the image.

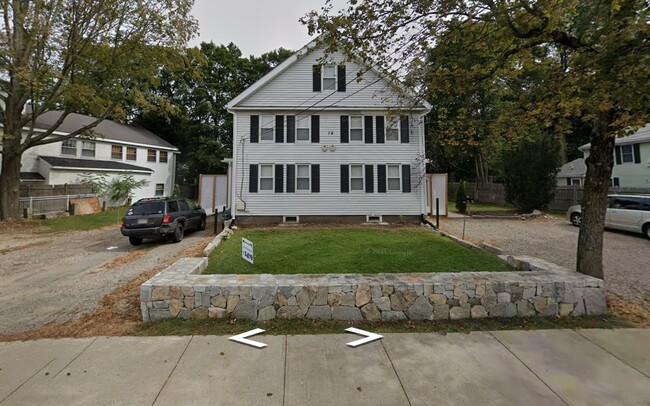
[576,130,615,279]
[0,145,23,220]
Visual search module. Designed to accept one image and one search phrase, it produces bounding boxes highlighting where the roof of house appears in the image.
[226,38,432,111]
[40,156,154,172]
[557,158,587,178]
[579,124,650,151]
[34,111,178,150]
[20,172,45,181]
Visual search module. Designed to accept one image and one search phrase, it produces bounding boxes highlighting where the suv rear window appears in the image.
[129,201,165,215]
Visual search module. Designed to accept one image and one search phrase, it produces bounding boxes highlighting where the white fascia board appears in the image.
[228,106,431,113]
[49,166,153,174]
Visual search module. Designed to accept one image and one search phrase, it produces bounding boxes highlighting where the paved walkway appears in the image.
[1,329,649,405]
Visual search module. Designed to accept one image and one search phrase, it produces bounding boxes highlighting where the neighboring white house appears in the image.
[579,124,650,188]
[557,158,587,186]
[0,111,179,201]
[226,40,432,225]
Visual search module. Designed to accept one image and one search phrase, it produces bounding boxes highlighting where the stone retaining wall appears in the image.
[141,255,606,322]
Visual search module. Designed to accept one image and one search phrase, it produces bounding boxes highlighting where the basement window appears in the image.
[366,215,382,223]
[283,216,299,224]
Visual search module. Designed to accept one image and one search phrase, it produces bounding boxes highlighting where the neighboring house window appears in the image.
[111,145,123,159]
[147,149,157,162]
[613,177,620,187]
[126,147,137,161]
[81,141,95,157]
[621,145,634,163]
[296,164,310,191]
[350,164,364,191]
[387,164,401,191]
[61,139,77,156]
[155,184,164,196]
[296,116,310,141]
[322,65,336,90]
[259,164,274,191]
[159,151,168,163]
[260,115,274,141]
[350,116,363,141]
[571,178,581,186]
[386,117,399,141]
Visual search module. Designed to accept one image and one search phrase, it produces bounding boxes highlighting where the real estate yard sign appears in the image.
[242,238,254,264]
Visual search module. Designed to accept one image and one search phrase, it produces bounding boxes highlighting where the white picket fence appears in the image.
[19,194,96,216]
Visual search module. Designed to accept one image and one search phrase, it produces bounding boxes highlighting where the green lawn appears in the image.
[37,207,128,233]
[205,227,512,275]
[448,200,517,214]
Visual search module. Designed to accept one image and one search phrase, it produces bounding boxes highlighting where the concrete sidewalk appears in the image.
[1,329,649,405]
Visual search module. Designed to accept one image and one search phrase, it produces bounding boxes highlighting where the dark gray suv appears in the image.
[120,197,206,245]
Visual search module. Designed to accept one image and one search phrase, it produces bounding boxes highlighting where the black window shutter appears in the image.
[337,65,346,92]
[275,164,284,193]
[286,164,295,193]
[365,165,374,193]
[286,116,295,143]
[377,165,386,193]
[633,143,641,163]
[376,116,385,144]
[566,178,571,186]
[613,177,620,186]
[402,165,412,193]
[275,115,284,143]
[249,164,258,193]
[311,164,320,193]
[340,165,349,193]
[313,65,321,92]
[615,146,621,164]
[364,116,373,144]
[250,115,259,143]
[340,116,349,143]
[400,116,409,143]
[311,115,320,143]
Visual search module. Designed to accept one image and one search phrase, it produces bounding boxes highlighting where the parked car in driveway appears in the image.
[121,197,206,245]
[567,194,650,239]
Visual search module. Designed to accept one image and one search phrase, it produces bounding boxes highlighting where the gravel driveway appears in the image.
[0,223,214,336]
[440,216,650,308]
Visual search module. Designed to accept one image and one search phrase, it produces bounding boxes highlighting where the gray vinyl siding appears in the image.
[238,48,402,109]
[232,112,426,216]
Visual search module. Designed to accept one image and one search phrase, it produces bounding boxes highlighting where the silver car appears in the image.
[567,194,650,239]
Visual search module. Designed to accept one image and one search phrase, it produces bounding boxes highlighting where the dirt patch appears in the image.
[607,294,650,327]
[0,240,50,255]
[89,250,149,274]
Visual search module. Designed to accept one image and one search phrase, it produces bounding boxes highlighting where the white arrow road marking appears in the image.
[229,328,267,349]
[345,327,383,347]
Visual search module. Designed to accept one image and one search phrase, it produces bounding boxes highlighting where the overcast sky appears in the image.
[190,0,348,56]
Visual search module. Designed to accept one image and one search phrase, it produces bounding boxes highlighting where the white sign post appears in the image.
[242,238,254,264]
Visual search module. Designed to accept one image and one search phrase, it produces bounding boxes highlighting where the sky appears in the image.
[190,0,348,57]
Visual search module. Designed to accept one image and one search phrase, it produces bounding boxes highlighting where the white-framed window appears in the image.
[296,115,310,141]
[260,115,274,141]
[61,139,77,156]
[350,116,363,141]
[621,145,634,163]
[387,164,401,191]
[126,146,137,161]
[259,164,274,191]
[322,65,336,90]
[386,117,399,141]
[296,164,311,191]
[81,141,95,157]
[350,164,364,191]
[159,151,168,163]
[571,178,581,186]
[155,184,164,196]
[147,149,157,162]
[111,145,123,160]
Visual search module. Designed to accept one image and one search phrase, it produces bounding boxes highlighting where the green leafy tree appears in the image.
[304,0,650,279]
[0,0,197,220]
[107,174,149,205]
[501,133,561,213]
[455,181,468,214]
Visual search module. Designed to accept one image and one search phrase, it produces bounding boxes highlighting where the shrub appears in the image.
[455,180,467,213]
[501,133,560,213]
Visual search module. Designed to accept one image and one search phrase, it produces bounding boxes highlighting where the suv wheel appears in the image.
[570,213,582,227]
[644,224,650,240]
[172,223,184,243]
[198,215,206,231]
[129,236,143,246]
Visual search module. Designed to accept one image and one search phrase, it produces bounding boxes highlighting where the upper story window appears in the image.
[621,145,633,163]
[260,115,274,141]
[111,145,123,160]
[159,151,168,163]
[350,164,364,191]
[61,139,77,156]
[387,164,401,191]
[81,141,95,158]
[386,117,400,141]
[147,149,157,162]
[259,164,274,191]
[296,116,310,141]
[322,65,336,90]
[350,116,363,141]
[313,64,346,92]
[126,147,137,161]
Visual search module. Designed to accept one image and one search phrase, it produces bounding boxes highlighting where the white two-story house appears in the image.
[226,41,432,225]
[1,111,178,201]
